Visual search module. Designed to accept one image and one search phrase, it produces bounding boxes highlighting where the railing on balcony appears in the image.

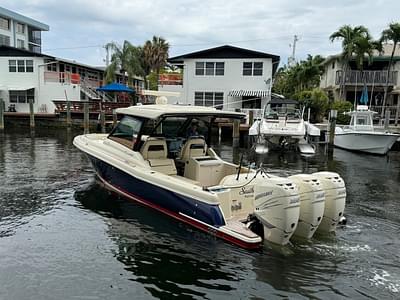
[158,74,183,86]
[52,100,131,114]
[335,70,398,86]
[44,71,81,84]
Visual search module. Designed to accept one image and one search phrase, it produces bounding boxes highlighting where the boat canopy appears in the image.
[116,104,246,120]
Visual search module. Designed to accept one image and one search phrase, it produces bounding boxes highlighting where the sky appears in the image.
[2,0,399,67]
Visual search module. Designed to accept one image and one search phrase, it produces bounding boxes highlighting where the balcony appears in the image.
[158,73,183,86]
[335,70,398,86]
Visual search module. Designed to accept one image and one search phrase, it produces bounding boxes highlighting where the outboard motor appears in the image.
[253,177,300,245]
[288,174,325,239]
[312,172,346,233]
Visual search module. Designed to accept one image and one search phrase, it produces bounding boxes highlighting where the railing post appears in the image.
[328,110,337,147]
[0,98,4,131]
[395,101,400,126]
[384,110,390,130]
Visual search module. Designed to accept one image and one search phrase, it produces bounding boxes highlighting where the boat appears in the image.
[73,103,346,249]
[249,98,319,155]
[334,105,400,155]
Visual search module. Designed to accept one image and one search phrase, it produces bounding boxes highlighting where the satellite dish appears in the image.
[155,96,168,105]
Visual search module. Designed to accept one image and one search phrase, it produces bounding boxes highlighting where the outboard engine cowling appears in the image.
[288,174,325,239]
[253,178,300,245]
[312,172,346,233]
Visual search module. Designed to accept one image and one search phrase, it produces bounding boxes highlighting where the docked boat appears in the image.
[334,105,399,155]
[249,98,319,155]
[74,103,346,249]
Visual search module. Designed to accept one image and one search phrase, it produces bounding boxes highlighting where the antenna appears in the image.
[288,35,299,67]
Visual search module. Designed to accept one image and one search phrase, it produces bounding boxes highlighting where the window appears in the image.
[0,17,10,30]
[26,60,33,72]
[332,62,335,69]
[45,60,57,72]
[110,115,142,141]
[17,39,25,49]
[195,62,224,76]
[17,60,25,72]
[243,62,263,76]
[9,89,35,103]
[194,92,224,109]
[16,23,25,34]
[195,62,205,75]
[9,60,34,72]
[9,60,16,72]
[0,34,10,46]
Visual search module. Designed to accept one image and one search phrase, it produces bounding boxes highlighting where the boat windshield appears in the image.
[108,115,143,148]
[264,104,301,120]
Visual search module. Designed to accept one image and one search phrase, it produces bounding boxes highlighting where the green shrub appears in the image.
[331,100,353,124]
[293,88,329,122]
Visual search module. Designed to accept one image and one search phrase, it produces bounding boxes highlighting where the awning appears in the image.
[0,86,35,91]
[228,90,269,98]
[96,82,134,93]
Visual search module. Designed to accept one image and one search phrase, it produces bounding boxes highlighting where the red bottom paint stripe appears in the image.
[96,174,261,250]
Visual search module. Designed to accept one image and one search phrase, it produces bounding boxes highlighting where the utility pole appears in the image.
[288,35,299,67]
[104,44,110,67]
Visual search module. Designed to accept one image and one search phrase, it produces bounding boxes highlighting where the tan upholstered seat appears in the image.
[140,137,177,175]
[179,136,207,162]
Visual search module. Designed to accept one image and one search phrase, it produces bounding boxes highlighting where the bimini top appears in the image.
[116,104,245,119]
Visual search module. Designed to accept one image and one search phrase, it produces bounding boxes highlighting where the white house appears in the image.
[0,6,49,53]
[158,45,280,110]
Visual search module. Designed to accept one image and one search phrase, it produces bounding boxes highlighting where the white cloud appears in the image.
[1,0,399,66]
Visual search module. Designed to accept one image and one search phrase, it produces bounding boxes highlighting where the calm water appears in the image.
[1,128,399,299]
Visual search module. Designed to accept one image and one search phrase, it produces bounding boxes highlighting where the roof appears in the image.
[0,45,105,72]
[116,104,246,119]
[322,43,400,65]
[168,45,280,74]
[0,6,49,31]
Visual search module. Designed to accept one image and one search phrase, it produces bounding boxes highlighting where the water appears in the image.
[1,128,399,299]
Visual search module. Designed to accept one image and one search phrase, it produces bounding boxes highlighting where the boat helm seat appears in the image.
[179,136,207,163]
[140,137,177,175]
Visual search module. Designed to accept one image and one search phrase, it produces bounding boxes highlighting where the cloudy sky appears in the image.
[2,0,399,66]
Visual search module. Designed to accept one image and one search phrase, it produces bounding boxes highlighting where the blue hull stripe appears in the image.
[89,155,226,227]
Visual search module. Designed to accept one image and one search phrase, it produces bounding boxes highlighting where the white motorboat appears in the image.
[334,105,399,155]
[74,103,346,249]
[249,99,319,154]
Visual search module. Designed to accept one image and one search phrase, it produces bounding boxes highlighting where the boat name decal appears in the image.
[239,186,254,198]
[255,191,273,200]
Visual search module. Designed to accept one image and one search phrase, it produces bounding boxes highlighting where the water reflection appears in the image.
[75,183,248,298]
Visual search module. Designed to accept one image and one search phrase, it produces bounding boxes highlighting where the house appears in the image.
[320,44,400,112]
[0,7,144,114]
[158,45,280,111]
[0,6,49,53]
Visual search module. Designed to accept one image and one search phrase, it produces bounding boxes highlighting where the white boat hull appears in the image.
[334,129,399,155]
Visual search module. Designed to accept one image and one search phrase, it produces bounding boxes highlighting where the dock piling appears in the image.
[0,98,4,130]
[100,110,106,133]
[384,110,390,130]
[66,100,72,128]
[29,98,35,129]
[233,119,240,147]
[112,109,117,128]
[84,102,90,134]
[328,110,337,147]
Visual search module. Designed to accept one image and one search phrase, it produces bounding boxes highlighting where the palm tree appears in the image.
[329,25,369,98]
[353,33,382,71]
[380,22,400,114]
[104,40,143,84]
[142,36,170,89]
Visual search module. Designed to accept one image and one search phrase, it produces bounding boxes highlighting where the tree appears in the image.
[353,33,382,71]
[329,25,369,97]
[142,36,170,89]
[104,41,143,84]
[293,88,329,122]
[380,22,400,113]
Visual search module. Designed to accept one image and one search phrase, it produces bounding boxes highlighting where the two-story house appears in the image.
[320,44,400,112]
[0,7,144,114]
[0,6,48,53]
[158,45,280,111]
